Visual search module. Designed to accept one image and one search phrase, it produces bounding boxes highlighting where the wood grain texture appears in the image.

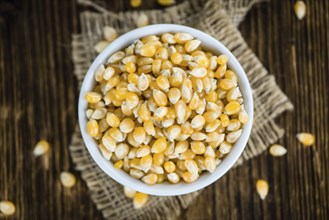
[0,0,328,220]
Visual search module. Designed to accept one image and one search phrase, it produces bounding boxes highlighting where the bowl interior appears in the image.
[78,24,253,196]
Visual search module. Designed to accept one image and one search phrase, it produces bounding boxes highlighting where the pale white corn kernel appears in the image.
[123,186,136,198]
[103,26,117,42]
[94,41,109,53]
[115,143,129,159]
[219,141,232,154]
[33,140,50,157]
[136,13,149,27]
[99,144,112,160]
[108,51,125,63]
[167,173,180,183]
[226,129,242,143]
[269,144,287,157]
[60,171,76,188]
[0,201,16,216]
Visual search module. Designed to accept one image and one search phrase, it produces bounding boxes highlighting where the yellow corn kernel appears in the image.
[128,73,139,84]
[170,52,183,64]
[182,171,199,183]
[166,125,181,141]
[138,102,151,121]
[205,119,221,133]
[33,140,50,157]
[157,174,165,183]
[137,57,154,66]
[85,92,102,104]
[151,137,167,153]
[224,101,241,115]
[161,60,173,70]
[256,179,269,200]
[203,111,220,123]
[174,32,193,44]
[102,134,116,152]
[87,119,99,137]
[124,186,136,198]
[296,133,315,146]
[205,91,218,103]
[125,61,136,74]
[160,32,175,43]
[114,160,124,169]
[185,39,201,53]
[106,113,120,128]
[191,50,206,57]
[153,153,165,166]
[167,172,180,183]
[179,149,196,160]
[164,161,176,173]
[219,141,232,154]
[188,93,200,110]
[214,64,227,79]
[152,59,162,74]
[140,44,156,57]
[60,171,76,188]
[166,89,180,106]
[136,145,151,158]
[125,92,139,109]
[176,160,187,171]
[108,127,124,142]
[219,78,237,90]
[180,122,193,135]
[141,35,159,44]
[174,140,189,154]
[238,110,249,124]
[0,200,16,216]
[133,127,146,144]
[119,118,135,133]
[114,108,125,121]
[133,192,149,209]
[155,47,169,59]
[166,107,176,119]
[175,44,186,54]
[156,75,170,92]
[141,121,155,137]
[94,65,105,82]
[220,114,229,127]
[190,67,207,78]
[191,115,205,129]
[153,89,168,107]
[190,141,206,154]
[194,56,209,68]
[204,156,216,173]
[154,106,168,121]
[224,70,238,83]
[175,100,187,124]
[140,155,152,172]
[138,73,150,91]
[130,158,141,169]
[184,159,198,175]
[216,55,228,65]
[138,64,152,75]
[114,87,128,101]
[227,119,241,131]
[142,173,158,185]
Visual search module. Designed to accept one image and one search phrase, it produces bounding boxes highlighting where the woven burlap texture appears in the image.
[70,0,293,219]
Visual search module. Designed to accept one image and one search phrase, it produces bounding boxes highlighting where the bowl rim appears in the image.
[78,24,254,196]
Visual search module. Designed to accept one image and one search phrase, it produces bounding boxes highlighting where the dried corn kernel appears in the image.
[182,171,199,183]
[256,179,269,200]
[124,186,136,198]
[87,120,99,137]
[151,137,167,153]
[130,0,142,8]
[0,201,16,216]
[60,171,76,188]
[33,140,50,156]
[86,92,102,103]
[296,132,315,146]
[269,144,287,157]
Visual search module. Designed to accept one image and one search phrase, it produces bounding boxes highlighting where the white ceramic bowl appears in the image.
[78,24,253,196]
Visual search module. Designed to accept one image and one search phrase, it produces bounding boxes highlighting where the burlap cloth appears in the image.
[70,0,293,219]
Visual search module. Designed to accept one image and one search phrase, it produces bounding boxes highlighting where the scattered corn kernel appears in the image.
[0,201,15,216]
[60,171,76,188]
[269,144,287,157]
[33,140,50,157]
[294,1,306,20]
[130,0,142,8]
[133,192,149,209]
[296,132,315,146]
[256,179,269,200]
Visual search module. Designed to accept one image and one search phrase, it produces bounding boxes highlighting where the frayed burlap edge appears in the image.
[70,0,293,219]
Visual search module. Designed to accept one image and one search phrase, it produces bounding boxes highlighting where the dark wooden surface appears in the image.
[0,0,328,219]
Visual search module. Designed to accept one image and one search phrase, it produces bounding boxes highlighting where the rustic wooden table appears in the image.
[0,0,328,219]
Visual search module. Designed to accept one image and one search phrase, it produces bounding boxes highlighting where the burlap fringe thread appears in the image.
[70,0,293,219]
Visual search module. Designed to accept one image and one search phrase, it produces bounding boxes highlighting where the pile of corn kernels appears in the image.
[85,32,248,185]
